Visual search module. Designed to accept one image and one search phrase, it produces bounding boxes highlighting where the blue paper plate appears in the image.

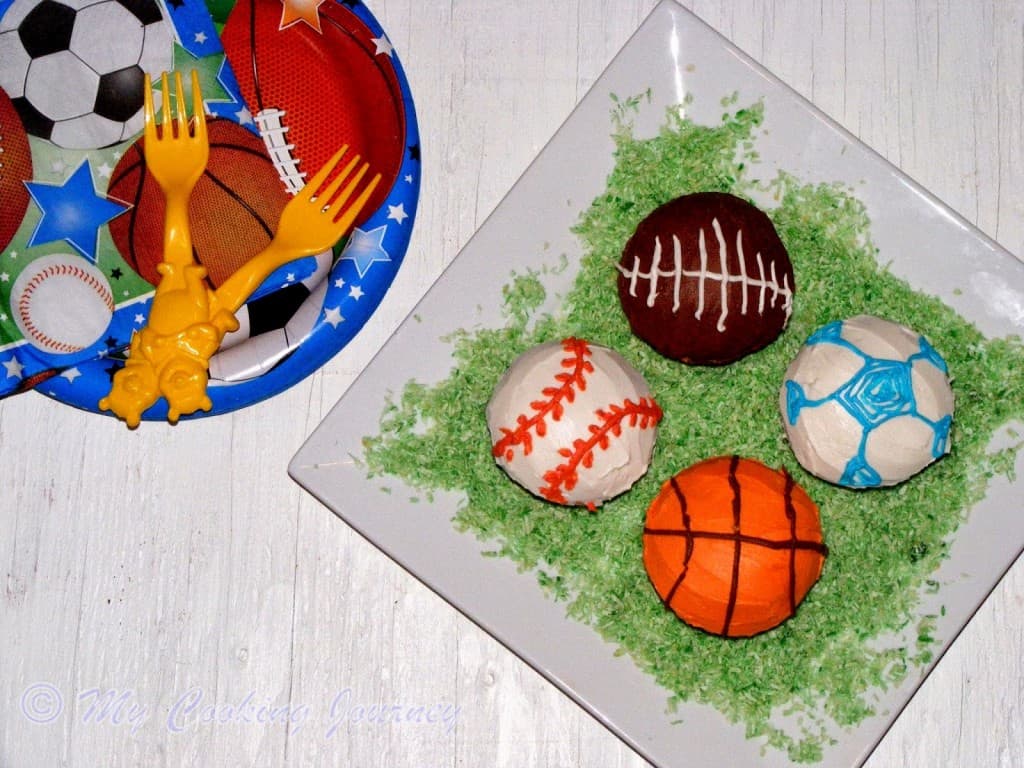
[0,0,419,420]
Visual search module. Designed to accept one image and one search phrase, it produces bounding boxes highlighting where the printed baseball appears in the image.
[12,254,114,355]
[486,338,662,509]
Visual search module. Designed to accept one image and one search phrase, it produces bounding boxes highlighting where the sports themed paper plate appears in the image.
[0,0,420,419]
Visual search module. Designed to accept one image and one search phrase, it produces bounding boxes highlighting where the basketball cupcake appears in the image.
[643,456,827,637]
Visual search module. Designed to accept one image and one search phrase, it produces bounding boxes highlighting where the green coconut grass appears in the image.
[364,98,1024,762]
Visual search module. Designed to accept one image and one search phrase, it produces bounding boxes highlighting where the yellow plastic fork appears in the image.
[100,69,222,426]
[142,70,208,268]
[101,69,381,428]
[212,145,381,314]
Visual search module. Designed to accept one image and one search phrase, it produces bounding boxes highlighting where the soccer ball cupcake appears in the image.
[781,315,955,488]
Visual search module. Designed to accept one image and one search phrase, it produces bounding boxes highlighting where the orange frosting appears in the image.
[643,456,827,638]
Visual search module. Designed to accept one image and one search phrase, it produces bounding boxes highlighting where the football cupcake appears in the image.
[617,192,794,365]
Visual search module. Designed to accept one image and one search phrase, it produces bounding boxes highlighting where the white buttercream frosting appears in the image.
[780,315,955,488]
[487,339,661,507]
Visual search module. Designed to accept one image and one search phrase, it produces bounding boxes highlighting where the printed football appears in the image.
[487,338,662,508]
[617,192,794,365]
[0,0,173,149]
[221,0,405,214]
[0,85,32,251]
[781,315,955,488]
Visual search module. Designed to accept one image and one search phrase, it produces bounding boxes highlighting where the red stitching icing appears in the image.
[17,262,113,353]
[539,397,663,504]
[491,338,594,461]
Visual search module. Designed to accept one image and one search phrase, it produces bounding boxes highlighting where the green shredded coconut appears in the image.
[363,98,1024,761]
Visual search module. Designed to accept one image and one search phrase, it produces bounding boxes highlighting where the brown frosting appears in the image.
[617,192,794,365]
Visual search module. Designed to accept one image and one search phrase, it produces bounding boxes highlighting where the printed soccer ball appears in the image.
[208,251,332,383]
[0,0,174,149]
[780,315,954,488]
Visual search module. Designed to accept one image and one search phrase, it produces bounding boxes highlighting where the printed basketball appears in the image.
[107,118,291,288]
[617,192,795,365]
[221,0,405,213]
[643,456,827,638]
[0,86,31,251]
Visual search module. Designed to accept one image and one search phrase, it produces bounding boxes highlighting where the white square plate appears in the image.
[290,2,1024,765]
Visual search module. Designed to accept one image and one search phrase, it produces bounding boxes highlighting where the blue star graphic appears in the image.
[25,161,128,264]
[340,225,391,278]
[205,56,256,134]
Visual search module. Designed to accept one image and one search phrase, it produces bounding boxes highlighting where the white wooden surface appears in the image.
[1,1,1021,766]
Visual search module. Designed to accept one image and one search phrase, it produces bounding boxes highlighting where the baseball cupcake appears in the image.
[487,338,662,509]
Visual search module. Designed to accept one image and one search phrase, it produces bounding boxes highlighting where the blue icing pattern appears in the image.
[806,319,843,345]
[833,358,915,428]
[840,454,882,488]
[784,380,808,426]
[911,336,949,374]
[932,415,953,458]
[786,317,952,487]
